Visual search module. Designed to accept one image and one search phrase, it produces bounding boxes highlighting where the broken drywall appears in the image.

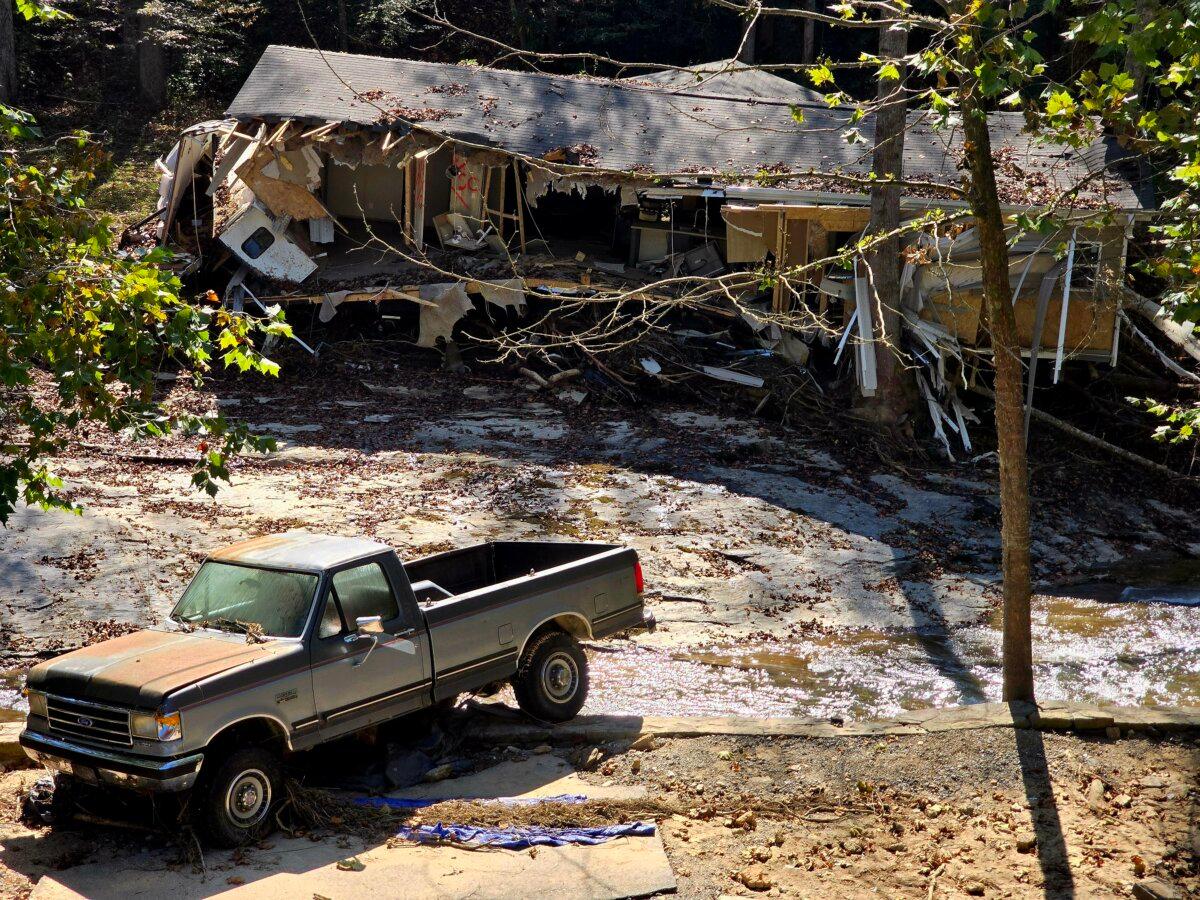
[415,279,529,348]
[525,168,623,205]
[417,282,475,348]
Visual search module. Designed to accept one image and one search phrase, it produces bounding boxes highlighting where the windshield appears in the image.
[171,562,319,638]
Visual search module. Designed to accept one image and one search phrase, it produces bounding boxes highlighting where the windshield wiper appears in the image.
[197,617,254,635]
[196,617,271,643]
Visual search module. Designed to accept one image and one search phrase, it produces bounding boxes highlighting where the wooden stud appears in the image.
[412,153,427,250]
[403,159,414,245]
[265,120,292,147]
[772,210,786,314]
[512,159,528,255]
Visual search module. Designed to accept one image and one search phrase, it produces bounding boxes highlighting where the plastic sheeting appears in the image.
[392,820,656,850]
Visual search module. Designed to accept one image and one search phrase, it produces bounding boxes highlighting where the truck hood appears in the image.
[27,629,282,710]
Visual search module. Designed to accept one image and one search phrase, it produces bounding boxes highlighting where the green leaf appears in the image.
[806,64,835,87]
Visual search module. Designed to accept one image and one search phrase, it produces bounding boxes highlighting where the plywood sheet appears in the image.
[237,148,331,221]
[920,290,983,345]
[1012,290,1117,353]
[33,835,676,900]
[722,206,771,262]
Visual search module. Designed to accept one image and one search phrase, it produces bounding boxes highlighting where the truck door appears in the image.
[310,557,430,736]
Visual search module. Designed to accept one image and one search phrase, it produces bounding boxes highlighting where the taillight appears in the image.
[634,561,644,594]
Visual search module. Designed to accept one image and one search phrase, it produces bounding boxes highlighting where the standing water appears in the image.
[583,564,1200,720]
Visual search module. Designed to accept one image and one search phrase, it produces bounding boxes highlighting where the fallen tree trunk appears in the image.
[1122,288,1200,365]
[970,384,1195,482]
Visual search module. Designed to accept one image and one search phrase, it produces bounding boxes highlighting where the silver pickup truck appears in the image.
[20,533,650,846]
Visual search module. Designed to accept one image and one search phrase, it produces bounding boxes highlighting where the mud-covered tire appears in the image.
[197,746,281,848]
[512,631,589,722]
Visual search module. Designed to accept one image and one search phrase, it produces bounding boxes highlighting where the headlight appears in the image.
[25,690,47,719]
[131,711,182,742]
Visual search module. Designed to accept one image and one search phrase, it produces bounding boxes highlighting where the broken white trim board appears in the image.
[1053,228,1077,384]
[700,366,765,388]
[157,125,219,240]
[853,259,879,397]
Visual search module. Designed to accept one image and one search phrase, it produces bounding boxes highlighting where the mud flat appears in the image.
[2,358,1198,718]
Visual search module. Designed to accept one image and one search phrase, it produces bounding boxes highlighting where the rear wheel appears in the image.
[513,631,589,722]
[198,746,281,848]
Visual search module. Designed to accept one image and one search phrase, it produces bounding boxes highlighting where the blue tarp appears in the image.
[392,821,657,850]
[354,793,588,810]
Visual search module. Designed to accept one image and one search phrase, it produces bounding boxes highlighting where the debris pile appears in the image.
[133,45,1199,470]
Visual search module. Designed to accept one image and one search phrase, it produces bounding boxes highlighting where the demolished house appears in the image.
[149,46,1157,454]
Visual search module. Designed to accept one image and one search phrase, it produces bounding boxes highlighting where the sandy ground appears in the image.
[0,727,1196,898]
[2,350,1200,719]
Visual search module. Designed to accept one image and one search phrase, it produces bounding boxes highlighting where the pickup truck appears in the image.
[20,533,650,846]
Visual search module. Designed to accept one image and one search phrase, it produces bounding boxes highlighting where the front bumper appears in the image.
[20,730,204,793]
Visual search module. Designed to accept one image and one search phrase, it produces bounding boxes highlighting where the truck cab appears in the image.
[21,532,648,845]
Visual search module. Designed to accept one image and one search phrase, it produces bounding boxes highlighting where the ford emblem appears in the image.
[77,717,93,728]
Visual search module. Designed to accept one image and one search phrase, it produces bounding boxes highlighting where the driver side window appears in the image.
[331,562,399,630]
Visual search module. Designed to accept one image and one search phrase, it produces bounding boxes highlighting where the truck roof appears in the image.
[208,532,390,572]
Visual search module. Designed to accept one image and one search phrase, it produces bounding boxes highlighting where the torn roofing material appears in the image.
[620,59,823,102]
[226,45,1150,210]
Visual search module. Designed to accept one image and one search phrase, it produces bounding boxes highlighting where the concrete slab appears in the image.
[0,723,27,767]
[391,754,646,802]
[31,833,676,899]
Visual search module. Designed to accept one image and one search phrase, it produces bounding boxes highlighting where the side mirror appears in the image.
[356,615,384,636]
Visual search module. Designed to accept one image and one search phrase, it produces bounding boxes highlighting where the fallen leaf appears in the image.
[337,857,366,872]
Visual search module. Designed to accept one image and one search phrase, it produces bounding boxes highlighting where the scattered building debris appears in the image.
[139,45,1191,463]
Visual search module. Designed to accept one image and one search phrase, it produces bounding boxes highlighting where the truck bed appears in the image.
[404,541,642,700]
[403,541,620,598]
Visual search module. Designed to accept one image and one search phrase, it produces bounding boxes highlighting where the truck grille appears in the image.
[47,696,132,747]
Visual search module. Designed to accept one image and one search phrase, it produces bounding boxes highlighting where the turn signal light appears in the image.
[634,561,644,594]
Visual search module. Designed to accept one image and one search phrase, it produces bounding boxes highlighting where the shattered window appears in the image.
[241,226,276,260]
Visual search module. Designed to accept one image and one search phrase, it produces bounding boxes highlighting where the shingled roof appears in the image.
[621,60,822,102]
[226,46,1151,211]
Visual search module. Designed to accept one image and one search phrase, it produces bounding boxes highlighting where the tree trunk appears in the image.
[136,10,167,108]
[801,0,816,64]
[337,0,349,52]
[960,78,1036,702]
[0,0,16,104]
[860,24,913,423]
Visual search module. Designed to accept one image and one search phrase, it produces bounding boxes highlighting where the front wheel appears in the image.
[513,631,589,722]
[197,746,281,848]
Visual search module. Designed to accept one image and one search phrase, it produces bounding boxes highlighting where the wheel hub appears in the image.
[225,769,271,827]
[541,651,579,703]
